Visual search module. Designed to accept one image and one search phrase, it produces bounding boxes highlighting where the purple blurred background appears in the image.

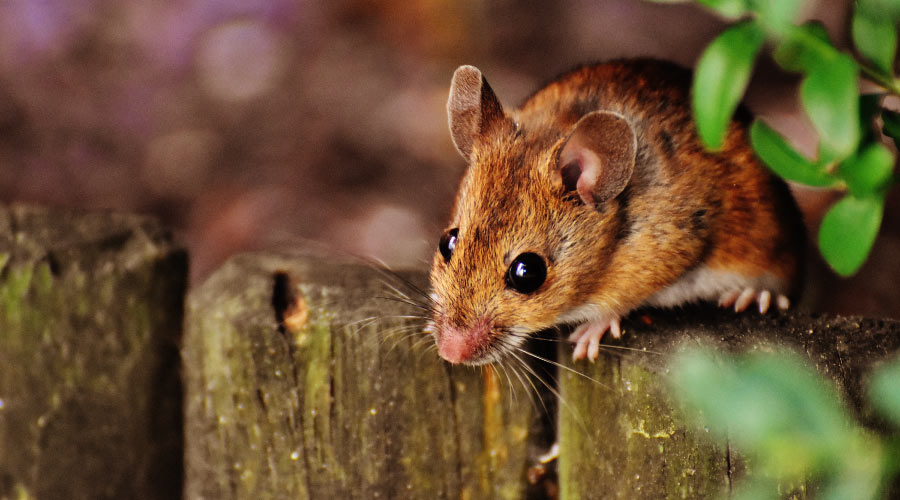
[1,0,896,317]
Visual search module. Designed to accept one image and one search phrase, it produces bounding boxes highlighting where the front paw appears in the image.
[568,316,622,362]
[718,288,790,313]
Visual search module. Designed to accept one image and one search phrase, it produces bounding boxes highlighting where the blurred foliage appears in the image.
[660,6,900,496]
[670,347,900,500]
[656,0,900,276]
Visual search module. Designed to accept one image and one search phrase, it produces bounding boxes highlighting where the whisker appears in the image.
[506,358,541,414]
[506,350,566,424]
[375,295,433,312]
[372,266,435,305]
[495,337,553,414]
[508,349,588,433]
[345,315,427,342]
[596,344,663,355]
[529,331,663,356]
[377,314,429,321]
[412,335,435,352]
[344,315,378,329]
[344,317,381,336]
[385,326,431,353]
[494,361,518,405]
[379,278,414,300]
[382,323,429,334]
[513,345,612,391]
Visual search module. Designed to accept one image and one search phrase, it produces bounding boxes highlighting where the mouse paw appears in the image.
[718,288,790,313]
[568,316,622,362]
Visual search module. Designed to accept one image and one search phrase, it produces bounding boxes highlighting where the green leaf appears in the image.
[669,349,738,435]
[839,143,894,197]
[818,430,885,500]
[696,0,748,18]
[738,354,849,448]
[852,9,898,75]
[801,56,861,160]
[670,349,850,474]
[861,0,900,18]
[774,22,836,74]
[818,194,885,276]
[882,109,900,150]
[693,20,765,150]
[731,478,779,500]
[749,0,805,33]
[819,464,883,500]
[672,349,891,497]
[750,120,836,187]
[869,358,900,427]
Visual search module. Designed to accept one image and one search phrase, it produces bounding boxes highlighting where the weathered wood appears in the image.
[183,250,549,500]
[186,251,900,499]
[558,306,900,500]
[0,204,186,500]
[8,203,896,500]
[7,201,900,499]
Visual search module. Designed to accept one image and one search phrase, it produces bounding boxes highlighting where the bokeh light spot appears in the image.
[195,19,285,102]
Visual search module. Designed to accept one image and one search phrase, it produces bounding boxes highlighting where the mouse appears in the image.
[427,59,805,365]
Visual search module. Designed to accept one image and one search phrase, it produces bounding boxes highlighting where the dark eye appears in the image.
[439,228,459,262]
[505,253,546,294]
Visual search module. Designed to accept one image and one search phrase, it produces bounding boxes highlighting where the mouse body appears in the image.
[428,59,805,365]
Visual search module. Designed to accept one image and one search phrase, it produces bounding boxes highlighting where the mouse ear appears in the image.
[447,65,505,161]
[556,111,636,206]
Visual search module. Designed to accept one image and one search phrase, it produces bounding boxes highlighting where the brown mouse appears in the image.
[428,59,804,365]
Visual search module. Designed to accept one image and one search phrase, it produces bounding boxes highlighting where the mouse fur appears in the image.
[429,59,805,365]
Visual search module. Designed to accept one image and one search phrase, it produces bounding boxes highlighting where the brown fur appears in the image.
[430,59,805,364]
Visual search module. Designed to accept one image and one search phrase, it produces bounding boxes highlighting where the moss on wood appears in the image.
[558,306,900,499]
[0,204,186,500]
[183,250,546,500]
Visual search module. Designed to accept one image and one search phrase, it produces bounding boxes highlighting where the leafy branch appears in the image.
[646,3,900,498]
[664,0,899,276]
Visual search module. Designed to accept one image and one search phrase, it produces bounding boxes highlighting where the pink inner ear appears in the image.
[560,145,603,206]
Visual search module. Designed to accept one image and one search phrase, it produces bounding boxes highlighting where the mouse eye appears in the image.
[505,253,546,294]
[439,228,459,262]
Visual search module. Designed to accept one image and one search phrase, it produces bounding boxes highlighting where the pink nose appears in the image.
[437,321,490,364]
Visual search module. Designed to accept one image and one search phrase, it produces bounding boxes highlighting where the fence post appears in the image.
[183,250,548,500]
[558,306,900,499]
[0,204,186,500]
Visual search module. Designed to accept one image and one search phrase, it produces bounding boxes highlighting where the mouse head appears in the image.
[429,65,637,365]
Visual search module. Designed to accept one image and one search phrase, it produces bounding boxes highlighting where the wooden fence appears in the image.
[2,204,899,499]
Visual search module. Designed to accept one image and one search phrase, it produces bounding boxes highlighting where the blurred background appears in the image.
[0,0,895,317]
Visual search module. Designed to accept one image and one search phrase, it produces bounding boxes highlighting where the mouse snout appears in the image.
[436,319,491,364]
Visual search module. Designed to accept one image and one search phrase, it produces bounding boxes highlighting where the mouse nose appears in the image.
[437,320,491,364]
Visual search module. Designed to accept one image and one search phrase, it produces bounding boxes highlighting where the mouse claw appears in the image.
[609,317,622,339]
[719,288,790,314]
[570,316,622,362]
[718,290,740,308]
[776,294,790,310]
[734,288,756,312]
[757,290,771,313]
